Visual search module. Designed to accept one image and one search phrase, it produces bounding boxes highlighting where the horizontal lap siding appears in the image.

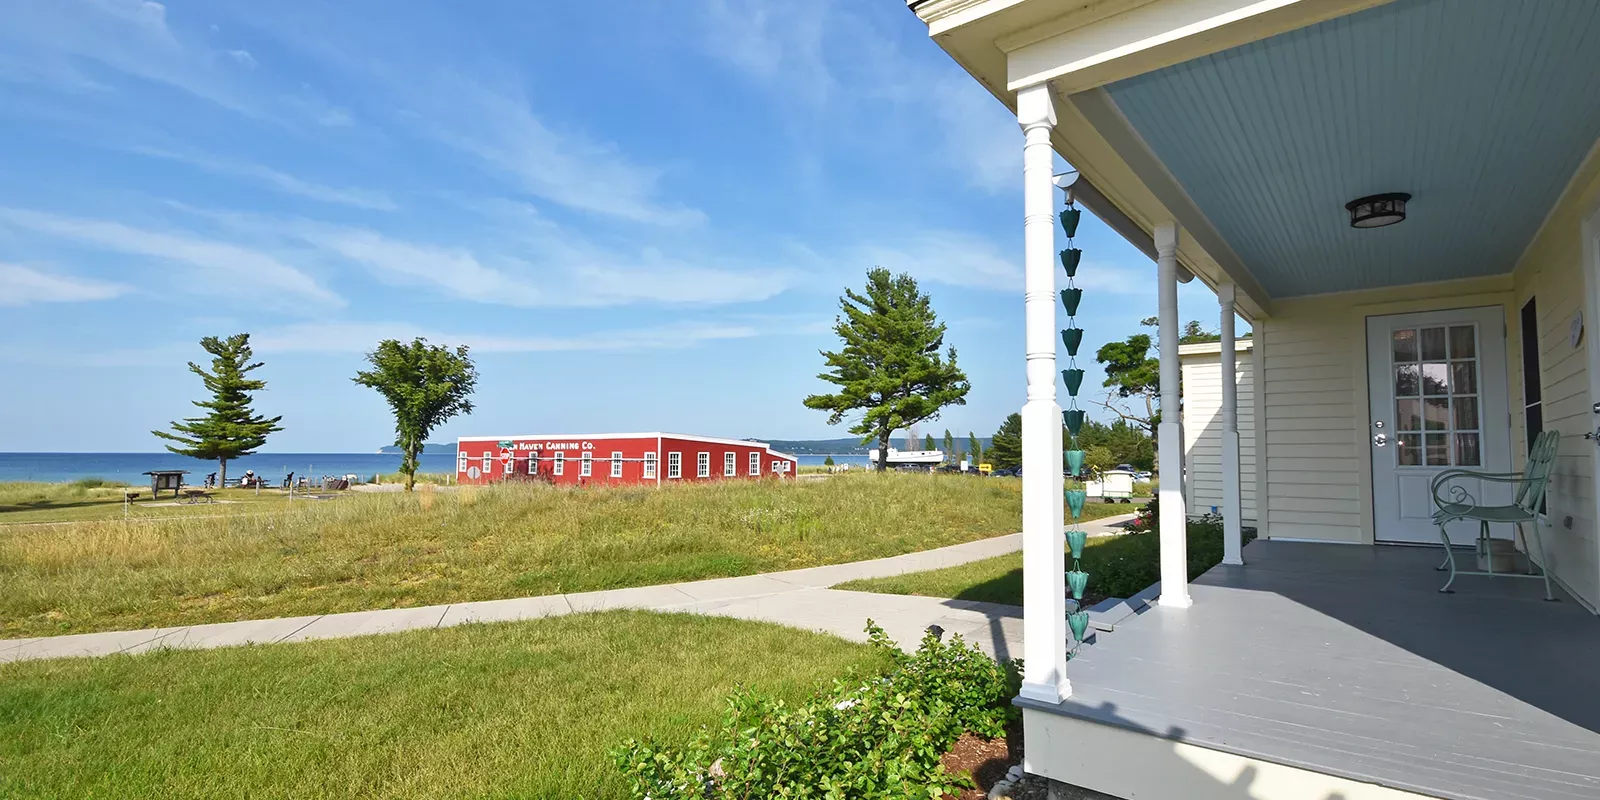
[1511,157,1600,609]
[1259,312,1366,542]
[1181,350,1258,521]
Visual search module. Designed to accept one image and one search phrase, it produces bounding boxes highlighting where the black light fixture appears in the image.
[1345,192,1410,228]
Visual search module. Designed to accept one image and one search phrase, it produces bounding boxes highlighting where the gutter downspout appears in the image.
[1054,170,1193,282]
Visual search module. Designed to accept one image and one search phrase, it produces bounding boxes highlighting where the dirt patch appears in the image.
[941,725,1020,799]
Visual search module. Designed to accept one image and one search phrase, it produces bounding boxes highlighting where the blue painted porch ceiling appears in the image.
[1105,0,1600,298]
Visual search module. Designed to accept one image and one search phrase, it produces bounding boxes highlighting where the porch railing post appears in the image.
[1219,281,1245,566]
[1016,82,1070,703]
[1157,222,1193,608]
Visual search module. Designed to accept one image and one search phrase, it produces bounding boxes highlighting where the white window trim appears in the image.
[458,451,468,472]
[749,451,760,476]
[772,460,781,474]
[610,451,624,478]
[481,452,491,472]
[528,451,538,475]
[553,451,565,476]
[580,451,593,477]
[697,451,710,478]
[644,451,658,479]
[724,451,736,477]
[667,452,682,479]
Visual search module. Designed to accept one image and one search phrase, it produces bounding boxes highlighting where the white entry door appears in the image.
[1367,307,1512,545]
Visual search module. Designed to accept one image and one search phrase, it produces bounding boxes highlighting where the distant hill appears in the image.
[757,436,992,455]
[377,443,457,455]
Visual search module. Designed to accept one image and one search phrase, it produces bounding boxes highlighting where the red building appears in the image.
[454,433,798,487]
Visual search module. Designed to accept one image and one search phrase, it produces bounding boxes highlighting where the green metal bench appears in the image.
[1430,430,1558,600]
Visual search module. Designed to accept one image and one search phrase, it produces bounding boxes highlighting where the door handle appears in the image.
[1373,433,1388,447]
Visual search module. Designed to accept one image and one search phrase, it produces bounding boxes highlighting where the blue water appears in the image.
[0,452,875,483]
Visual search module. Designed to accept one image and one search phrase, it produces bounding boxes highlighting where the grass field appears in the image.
[0,480,308,525]
[1,473,1036,638]
[0,611,889,799]
[834,522,1224,607]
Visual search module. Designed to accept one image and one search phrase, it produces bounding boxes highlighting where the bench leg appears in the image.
[1482,520,1494,577]
[1526,521,1558,602]
[1437,525,1457,593]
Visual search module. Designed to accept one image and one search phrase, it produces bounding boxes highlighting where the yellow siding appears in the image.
[1257,277,1515,544]
[1180,344,1258,521]
[1508,145,1600,610]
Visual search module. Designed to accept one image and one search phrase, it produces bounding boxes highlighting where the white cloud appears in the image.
[226,49,256,69]
[415,78,705,226]
[132,147,397,210]
[252,320,760,354]
[851,231,1019,291]
[0,263,128,306]
[0,208,341,307]
[290,223,792,308]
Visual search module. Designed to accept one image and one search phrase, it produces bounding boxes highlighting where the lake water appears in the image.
[0,452,874,484]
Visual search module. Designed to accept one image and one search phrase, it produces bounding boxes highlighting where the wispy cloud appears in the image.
[252,320,760,354]
[411,77,705,226]
[851,231,1019,291]
[290,223,792,308]
[132,147,397,210]
[0,208,342,307]
[0,263,129,306]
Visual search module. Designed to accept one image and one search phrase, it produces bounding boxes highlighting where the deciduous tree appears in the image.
[804,268,971,471]
[152,333,282,487]
[354,338,478,491]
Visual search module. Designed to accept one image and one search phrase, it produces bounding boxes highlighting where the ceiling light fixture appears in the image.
[1345,193,1410,229]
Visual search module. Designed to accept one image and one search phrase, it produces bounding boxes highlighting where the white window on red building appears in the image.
[697,452,710,478]
[528,451,538,474]
[724,451,736,477]
[580,451,592,477]
[667,452,681,478]
[750,452,760,476]
[644,452,658,479]
[553,451,565,476]
[611,451,624,478]
[457,451,468,473]
[481,452,492,473]
[771,460,780,474]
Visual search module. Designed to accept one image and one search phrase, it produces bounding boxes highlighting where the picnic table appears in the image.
[181,488,214,504]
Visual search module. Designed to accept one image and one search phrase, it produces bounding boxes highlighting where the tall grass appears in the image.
[0,474,1024,637]
[0,480,131,511]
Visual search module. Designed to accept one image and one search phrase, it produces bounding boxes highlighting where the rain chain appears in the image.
[1059,199,1091,659]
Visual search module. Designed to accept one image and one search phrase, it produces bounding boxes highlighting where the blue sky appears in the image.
[0,0,1224,453]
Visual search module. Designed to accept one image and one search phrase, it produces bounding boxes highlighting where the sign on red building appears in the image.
[454,433,798,487]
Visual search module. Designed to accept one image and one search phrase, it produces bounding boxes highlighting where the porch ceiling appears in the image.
[1103,0,1600,298]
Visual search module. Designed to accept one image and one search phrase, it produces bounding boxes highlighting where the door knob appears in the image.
[1373,433,1388,447]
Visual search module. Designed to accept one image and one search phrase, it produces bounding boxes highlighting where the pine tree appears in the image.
[988,413,1022,471]
[152,334,283,486]
[923,433,936,451]
[942,429,954,463]
[804,268,971,471]
[968,431,982,464]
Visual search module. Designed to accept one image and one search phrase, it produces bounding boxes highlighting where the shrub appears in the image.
[613,622,1020,799]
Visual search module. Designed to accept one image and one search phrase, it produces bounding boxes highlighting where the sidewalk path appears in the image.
[0,514,1136,664]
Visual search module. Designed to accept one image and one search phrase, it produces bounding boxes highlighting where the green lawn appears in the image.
[0,611,889,799]
[0,480,302,525]
[2,474,1035,638]
[834,523,1225,607]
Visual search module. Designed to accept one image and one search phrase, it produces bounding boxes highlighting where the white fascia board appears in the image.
[1003,0,1393,94]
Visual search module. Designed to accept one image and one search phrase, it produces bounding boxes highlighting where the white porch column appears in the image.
[1156,222,1192,608]
[1218,282,1244,566]
[1017,82,1070,704]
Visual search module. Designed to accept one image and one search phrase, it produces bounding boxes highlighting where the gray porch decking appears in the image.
[1017,540,1600,800]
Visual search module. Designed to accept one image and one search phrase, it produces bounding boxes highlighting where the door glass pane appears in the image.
[1453,396,1479,429]
[1395,364,1419,396]
[1398,433,1422,466]
[1421,328,1447,360]
[1393,329,1418,362]
[1425,433,1450,466]
[1455,433,1481,467]
[1424,397,1449,429]
[1448,326,1476,359]
[1451,362,1477,395]
[1421,362,1449,395]
[1396,398,1421,431]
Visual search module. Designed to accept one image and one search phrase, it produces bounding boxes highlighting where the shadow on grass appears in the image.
[949,528,1228,607]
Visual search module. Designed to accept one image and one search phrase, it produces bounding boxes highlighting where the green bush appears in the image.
[68,477,127,490]
[613,622,1020,799]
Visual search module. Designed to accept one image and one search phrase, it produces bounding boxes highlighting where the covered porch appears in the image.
[907,0,1600,796]
[1021,538,1600,800]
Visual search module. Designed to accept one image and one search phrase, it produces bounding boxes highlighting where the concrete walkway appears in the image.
[0,514,1136,664]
